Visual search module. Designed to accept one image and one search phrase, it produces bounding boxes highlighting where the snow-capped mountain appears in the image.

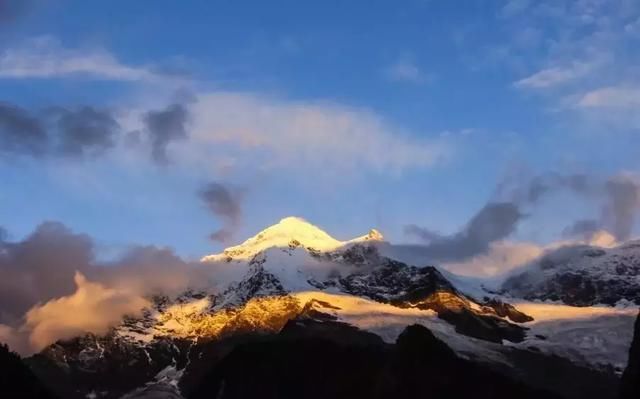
[502,240,640,306]
[20,217,640,399]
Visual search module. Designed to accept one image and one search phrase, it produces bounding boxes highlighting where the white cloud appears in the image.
[576,86,640,108]
[384,59,429,84]
[514,62,595,89]
[0,36,174,82]
[152,92,449,176]
[442,241,543,277]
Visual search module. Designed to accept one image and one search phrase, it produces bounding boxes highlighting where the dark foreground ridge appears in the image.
[0,343,57,398]
[188,320,556,399]
[620,311,640,399]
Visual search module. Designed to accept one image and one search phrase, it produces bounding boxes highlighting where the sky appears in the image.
[1,0,640,261]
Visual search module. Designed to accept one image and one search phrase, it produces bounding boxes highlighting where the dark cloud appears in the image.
[143,103,189,165]
[498,171,640,241]
[0,102,48,157]
[401,171,639,265]
[0,100,196,165]
[524,173,593,203]
[0,102,120,160]
[603,176,640,241]
[562,219,600,240]
[199,182,244,243]
[0,222,216,353]
[0,222,210,327]
[404,202,523,262]
[0,222,93,324]
[495,172,596,205]
[52,106,120,158]
[403,224,440,243]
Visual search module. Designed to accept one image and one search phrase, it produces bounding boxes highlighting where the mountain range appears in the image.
[2,216,639,399]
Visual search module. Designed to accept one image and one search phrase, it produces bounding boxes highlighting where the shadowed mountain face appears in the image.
[187,321,555,399]
[502,243,640,306]
[0,344,57,399]
[620,312,640,399]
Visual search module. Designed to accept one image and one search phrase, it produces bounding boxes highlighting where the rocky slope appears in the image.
[502,241,640,306]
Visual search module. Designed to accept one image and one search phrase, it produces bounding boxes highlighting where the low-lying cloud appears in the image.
[0,221,216,354]
[24,272,150,351]
[403,171,639,268]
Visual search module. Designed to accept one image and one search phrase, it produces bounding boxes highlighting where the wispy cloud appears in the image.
[575,86,640,108]
[180,92,448,175]
[0,36,180,82]
[499,0,531,18]
[492,0,640,130]
[514,61,596,89]
[384,58,430,84]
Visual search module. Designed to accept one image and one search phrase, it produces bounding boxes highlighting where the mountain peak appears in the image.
[201,216,382,262]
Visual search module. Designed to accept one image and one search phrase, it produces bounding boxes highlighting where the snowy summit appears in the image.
[201,216,384,262]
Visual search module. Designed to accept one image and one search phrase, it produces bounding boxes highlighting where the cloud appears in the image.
[498,0,640,129]
[384,59,429,84]
[442,241,543,277]
[500,171,640,241]
[0,222,94,324]
[52,106,120,158]
[499,0,531,18]
[143,103,189,164]
[403,202,523,262]
[0,222,216,353]
[401,170,639,269]
[603,175,640,240]
[514,62,595,89]
[562,219,600,240]
[23,272,149,351]
[2,88,447,177]
[495,172,595,204]
[199,182,245,243]
[0,36,172,82]
[0,101,124,161]
[184,92,447,175]
[440,228,618,278]
[0,102,48,157]
[575,87,640,108]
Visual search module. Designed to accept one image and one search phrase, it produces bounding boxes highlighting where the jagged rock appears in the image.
[339,262,528,343]
[503,242,640,306]
[482,298,534,323]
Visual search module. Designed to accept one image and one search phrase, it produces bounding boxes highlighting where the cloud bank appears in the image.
[0,222,217,354]
[24,272,150,351]
[401,171,639,271]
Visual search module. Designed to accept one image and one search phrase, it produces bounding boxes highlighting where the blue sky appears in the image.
[1,0,640,260]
